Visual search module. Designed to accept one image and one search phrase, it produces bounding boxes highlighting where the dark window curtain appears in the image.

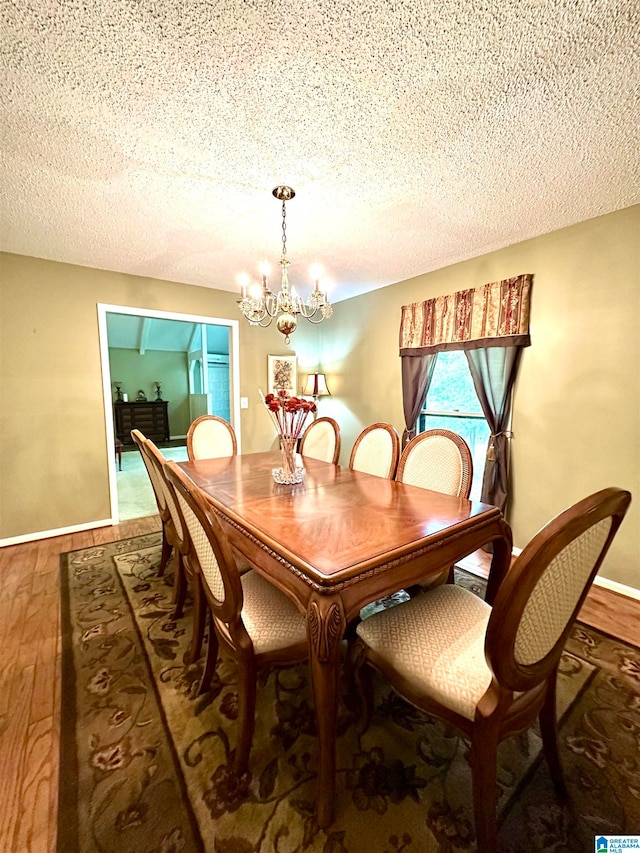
[465,346,523,513]
[401,354,438,447]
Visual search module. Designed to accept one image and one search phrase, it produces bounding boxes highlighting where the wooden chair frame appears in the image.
[187,414,237,462]
[348,422,400,479]
[351,487,631,852]
[131,429,172,576]
[165,460,309,774]
[299,416,341,465]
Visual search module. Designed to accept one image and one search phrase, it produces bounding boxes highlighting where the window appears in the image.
[417,351,489,501]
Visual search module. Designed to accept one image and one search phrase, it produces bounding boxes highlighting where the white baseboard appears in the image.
[592,575,640,602]
[0,518,113,548]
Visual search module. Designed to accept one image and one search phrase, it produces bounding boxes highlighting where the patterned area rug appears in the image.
[58,534,640,853]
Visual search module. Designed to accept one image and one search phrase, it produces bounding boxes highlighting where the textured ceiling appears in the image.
[2,1,639,303]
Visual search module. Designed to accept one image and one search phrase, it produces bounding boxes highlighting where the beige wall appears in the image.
[319,205,639,590]
[0,255,314,539]
[1,205,638,589]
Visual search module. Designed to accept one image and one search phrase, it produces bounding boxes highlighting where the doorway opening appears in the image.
[98,304,240,524]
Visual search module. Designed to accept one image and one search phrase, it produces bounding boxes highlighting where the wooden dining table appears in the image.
[178,450,513,828]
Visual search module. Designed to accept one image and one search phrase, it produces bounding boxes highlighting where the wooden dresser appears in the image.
[114,401,170,444]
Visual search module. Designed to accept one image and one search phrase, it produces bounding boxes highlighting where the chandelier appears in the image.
[237,186,333,343]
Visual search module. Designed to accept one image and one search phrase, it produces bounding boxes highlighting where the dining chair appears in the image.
[139,437,215,666]
[348,422,400,479]
[350,487,631,853]
[299,416,341,465]
[131,429,173,577]
[396,428,473,498]
[164,460,309,775]
[397,429,474,591]
[140,437,190,600]
[187,415,237,461]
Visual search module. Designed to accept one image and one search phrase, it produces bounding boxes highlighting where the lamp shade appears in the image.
[303,373,331,397]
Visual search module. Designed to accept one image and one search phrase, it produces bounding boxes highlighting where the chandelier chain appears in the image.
[281,200,287,259]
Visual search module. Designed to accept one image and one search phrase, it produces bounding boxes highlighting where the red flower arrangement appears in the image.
[263,390,316,440]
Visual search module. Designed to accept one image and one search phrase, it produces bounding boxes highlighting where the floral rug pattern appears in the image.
[59,535,640,852]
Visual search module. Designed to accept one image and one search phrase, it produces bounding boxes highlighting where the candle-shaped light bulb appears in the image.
[260,259,271,288]
[318,275,331,302]
[310,264,323,290]
[237,272,250,298]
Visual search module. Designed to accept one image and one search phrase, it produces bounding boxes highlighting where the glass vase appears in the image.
[272,436,306,485]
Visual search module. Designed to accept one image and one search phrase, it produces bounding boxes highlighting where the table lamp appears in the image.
[303,373,331,402]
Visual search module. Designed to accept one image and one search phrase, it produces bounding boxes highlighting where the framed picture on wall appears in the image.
[268,355,297,396]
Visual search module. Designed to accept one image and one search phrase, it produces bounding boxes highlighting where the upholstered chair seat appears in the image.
[234,571,308,654]
[356,584,491,720]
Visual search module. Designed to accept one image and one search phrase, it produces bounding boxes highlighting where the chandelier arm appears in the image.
[297,303,326,319]
[296,304,311,318]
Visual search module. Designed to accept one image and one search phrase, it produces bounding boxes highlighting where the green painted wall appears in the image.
[108,348,191,437]
[315,205,640,590]
[1,205,638,590]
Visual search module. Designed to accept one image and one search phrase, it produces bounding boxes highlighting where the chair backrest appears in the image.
[187,415,237,461]
[299,416,341,465]
[486,487,631,694]
[140,436,186,547]
[349,422,400,479]
[164,460,243,622]
[131,428,168,518]
[396,429,473,498]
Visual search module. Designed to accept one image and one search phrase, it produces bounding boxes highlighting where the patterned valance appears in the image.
[399,274,532,356]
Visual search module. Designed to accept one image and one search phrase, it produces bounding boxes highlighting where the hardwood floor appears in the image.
[0,516,159,853]
[458,549,640,648]
[1,522,637,852]
[576,583,640,648]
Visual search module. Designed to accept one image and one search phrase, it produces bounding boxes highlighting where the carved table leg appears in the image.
[307,593,346,829]
[484,518,513,606]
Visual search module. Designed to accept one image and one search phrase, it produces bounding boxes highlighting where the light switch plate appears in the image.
[240,397,249,409]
